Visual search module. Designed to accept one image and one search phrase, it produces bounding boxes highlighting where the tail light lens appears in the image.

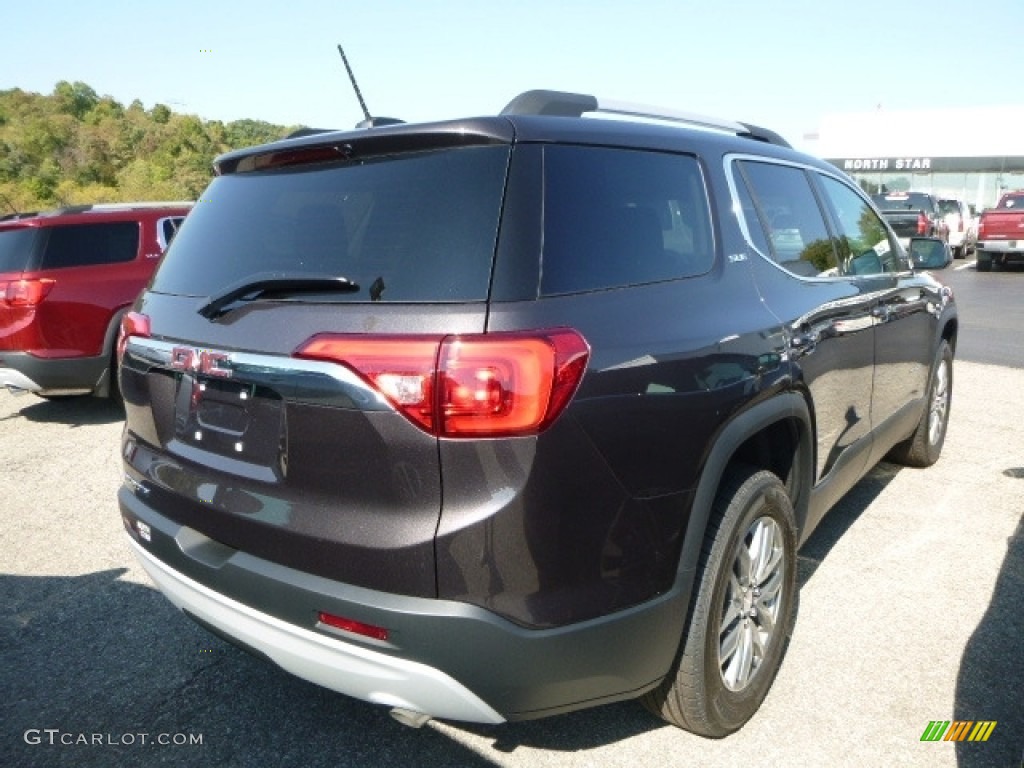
[317,611,389,642]
[978,217,987,238]
[0,278,55,307]
[917,212,929,235]
[117,311,151,364]
[295,329,590,438]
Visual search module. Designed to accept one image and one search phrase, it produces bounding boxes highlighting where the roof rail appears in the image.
[500,89,791,148]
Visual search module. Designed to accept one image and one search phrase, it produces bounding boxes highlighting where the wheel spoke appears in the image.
[756,536,783,585]
[750,521,775,582]
[754,601,776,635]
[720,620,740,665]
[732,625,754,686]
[734,542,752,585]
[721,597,741,634]
[758,567,783,602]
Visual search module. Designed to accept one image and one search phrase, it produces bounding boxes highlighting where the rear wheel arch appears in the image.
[681,392,813,573]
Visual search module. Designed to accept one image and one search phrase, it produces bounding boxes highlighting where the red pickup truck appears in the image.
[976,191,1024,272]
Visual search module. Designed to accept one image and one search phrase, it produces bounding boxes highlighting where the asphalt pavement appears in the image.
[2,267,1022,767]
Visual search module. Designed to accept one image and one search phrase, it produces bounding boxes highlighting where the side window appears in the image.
[735,160,836,277]
[157,216,185,251]
[540,146,714,295]
[40,222,139,269]
[817,175,904,275]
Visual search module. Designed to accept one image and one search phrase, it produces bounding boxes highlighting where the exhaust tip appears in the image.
[389,708,432,729]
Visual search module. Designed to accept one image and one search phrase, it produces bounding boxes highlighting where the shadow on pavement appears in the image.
[954,513,1024,768]
[796,461,902,588]
[1,394,124,427]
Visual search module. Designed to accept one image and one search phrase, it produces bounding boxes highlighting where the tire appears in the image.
[642,466,797,737]
[886,340,953,468]
[953,246,964,260]
[976,251,991,272]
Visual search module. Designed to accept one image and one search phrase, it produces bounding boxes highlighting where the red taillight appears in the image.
[297,335,441,432]
[117,311,151,364]
[0,278,55,307]
[295,329,590,438]
[317,611,389,641]
[917,212,929,235]
[978,218,987,238]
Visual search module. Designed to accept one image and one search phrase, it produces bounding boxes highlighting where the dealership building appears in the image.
[805,105,1024,211]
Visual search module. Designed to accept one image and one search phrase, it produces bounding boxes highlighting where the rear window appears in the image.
[872,193,934,211]
[0,228,39,273]
[997,194,1024,209]
[152,146,510,302]
[40,222,140,269]
[937,200,961,216]
[540,146,714,295]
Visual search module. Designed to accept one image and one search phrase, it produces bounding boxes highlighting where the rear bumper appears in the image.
[129,538,505,724]
[977,240,1024,255]
[119,486,686,722]
[0,350,106,395]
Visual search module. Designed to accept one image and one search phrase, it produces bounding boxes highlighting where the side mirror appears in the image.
[909,237,952,270]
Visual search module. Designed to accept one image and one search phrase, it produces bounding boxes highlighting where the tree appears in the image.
[53,81,98,120]
[0,83,291,209]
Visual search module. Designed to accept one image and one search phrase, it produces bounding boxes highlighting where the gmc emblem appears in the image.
[170,347,233,378]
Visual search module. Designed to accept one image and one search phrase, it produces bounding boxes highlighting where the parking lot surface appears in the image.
[2,347,1022,766]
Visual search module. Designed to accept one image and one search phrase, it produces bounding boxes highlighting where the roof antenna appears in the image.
[337,45,404,129]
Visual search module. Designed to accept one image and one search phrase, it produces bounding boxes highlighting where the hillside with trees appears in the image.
[0,81,297,213]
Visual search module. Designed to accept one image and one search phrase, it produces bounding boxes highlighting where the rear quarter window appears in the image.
[40,222,140,269]
[540,146,714,295]
[0,228,40,273]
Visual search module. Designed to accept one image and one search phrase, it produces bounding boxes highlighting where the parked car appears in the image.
[938,198,976,258]
[871,191,949,246]
[0,203,191,400]
[117,90,956,738]
[976,191,1024,271]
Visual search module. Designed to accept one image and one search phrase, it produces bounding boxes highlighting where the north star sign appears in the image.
[842,157,932,171]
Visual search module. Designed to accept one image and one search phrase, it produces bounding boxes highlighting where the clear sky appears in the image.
[3,0,1021,151]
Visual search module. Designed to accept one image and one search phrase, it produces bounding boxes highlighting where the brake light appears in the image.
[117,311,151,364]
[978,217,987,238]
[295,329,590,438]
[917,212,929,235]
[0,278,55,307]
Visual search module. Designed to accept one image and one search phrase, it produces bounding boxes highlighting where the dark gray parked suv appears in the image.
[117,90,956,737]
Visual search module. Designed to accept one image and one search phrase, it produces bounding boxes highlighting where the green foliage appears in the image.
[0,83,299,211]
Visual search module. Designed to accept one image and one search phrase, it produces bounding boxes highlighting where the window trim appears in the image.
[724,154,910,281]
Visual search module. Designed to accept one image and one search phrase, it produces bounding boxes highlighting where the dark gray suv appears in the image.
[117,90,956,737]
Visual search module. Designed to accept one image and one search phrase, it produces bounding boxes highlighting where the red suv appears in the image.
[0,202,191,400]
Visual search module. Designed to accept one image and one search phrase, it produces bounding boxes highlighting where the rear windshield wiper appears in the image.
[198,274,360,319]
